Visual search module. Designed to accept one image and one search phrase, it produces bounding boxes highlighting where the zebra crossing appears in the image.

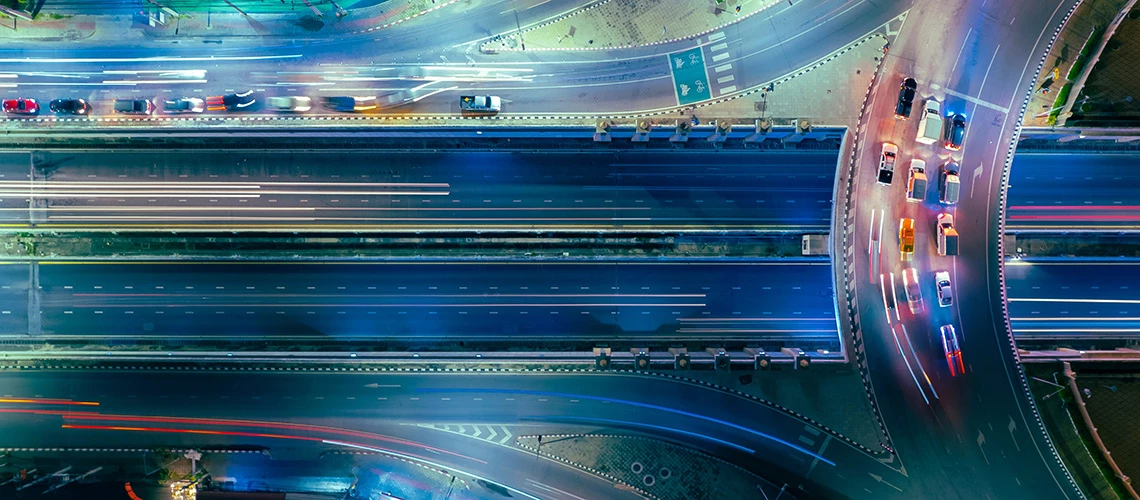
[706,31,737,95]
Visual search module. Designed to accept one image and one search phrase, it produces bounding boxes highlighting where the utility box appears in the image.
[802,234,829,256]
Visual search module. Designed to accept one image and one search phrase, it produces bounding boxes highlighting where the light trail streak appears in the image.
[0,55,303,63]
[889,272,901,322]
[889,324,931,406]
[326,441,537,500]
[1009,298,1140,304]
[65,302,709,308]
[0,398,99,406]
[899,324,939,399]
[75,293,707,299]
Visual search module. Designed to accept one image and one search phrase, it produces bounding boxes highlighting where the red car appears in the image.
[3,98,39,115]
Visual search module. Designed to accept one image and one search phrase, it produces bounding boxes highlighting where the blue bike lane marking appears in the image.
[668,46,711,106]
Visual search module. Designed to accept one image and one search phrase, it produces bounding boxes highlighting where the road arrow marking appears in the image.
[499,426,513,444]
[869,473,903,492]
[1008,417,1020,452]
[977,431,990,464]
[486,426,498,442]
[472,426,482,439]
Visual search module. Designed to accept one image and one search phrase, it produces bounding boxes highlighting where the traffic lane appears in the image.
[0,369,892,498]
[0,152,30,224]
[849,0,1083,496]
[1006,260,1140,337]
[37,261,840,343]
[33,150,837,228]
[1007,153,1140,228]
[0,0,909,119]
[0,264,30,335]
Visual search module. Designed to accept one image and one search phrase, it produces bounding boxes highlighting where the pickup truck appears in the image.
[941,160,961,204]
[916,98,942,145]
[937,213,959,256]
[460,95,501,113]
[906,159,927,202]
[878,142,898,185]
[895,78,917,119]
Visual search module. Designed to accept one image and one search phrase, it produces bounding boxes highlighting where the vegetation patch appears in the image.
[1067,25,1107,81]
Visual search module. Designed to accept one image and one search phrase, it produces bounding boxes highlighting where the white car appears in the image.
[935,271,953,307]
[268,96,312,113]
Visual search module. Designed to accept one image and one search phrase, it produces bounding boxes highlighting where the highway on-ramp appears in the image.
[844,0,1083,497]
[0,367,900,499]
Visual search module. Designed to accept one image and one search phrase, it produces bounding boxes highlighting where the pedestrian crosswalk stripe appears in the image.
[714,63,733,73]
[712,52,730,62]
[717,75,735,84]
[708,31,726,42]
[710,42,728,52]
[719,85,737,94]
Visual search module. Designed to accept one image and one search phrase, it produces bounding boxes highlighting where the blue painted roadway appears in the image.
[0,260,840,348]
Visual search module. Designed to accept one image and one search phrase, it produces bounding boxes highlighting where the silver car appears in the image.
[268,96,312,113]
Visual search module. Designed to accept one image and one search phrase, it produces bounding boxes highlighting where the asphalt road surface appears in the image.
[0,368,899,499]
[0,260,839,346]
[0,0,907,118]
[1007,152,1140,232]
[1007,259,1140,340]
[0,149,836,231]
[845,0,1083,497]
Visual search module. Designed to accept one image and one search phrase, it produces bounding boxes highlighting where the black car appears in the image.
[323,96,377,112]
[943,113,966,151]
[206,90,256,111]
[49,98,90,115]
[894,78,917,119]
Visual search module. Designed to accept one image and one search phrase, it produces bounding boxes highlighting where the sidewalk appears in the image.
[0,0,455,42]
[482,0,781,53]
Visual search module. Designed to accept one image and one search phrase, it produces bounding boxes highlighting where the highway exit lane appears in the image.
[0,369,894,499]
[2,261,839,346]
[0,149,837,230]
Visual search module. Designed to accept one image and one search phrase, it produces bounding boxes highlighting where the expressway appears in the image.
[0,148,836,231]
[0,0,908,117]
[844,0,1084,497]
[1007,152,1140,231]
[0,260,839,347]
[1007,259,1140,339]
[0,367,899,499]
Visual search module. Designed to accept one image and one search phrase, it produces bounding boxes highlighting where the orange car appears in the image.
[898,218,915,260]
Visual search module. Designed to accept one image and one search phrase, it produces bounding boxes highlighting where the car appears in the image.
[935,270,953,307]
[944,113,966,150]
[894,77,917,119]
[113,99,155,115]
[323,95,378,112]
[878,142,898,185]
[940,324,965,377]
[49,98,90,115]
[267,96,312,113]
[163,97,205,114]
[903,267,922,314]
[3,98,39,115]
[898,217,915,260]
[206,90,256,111]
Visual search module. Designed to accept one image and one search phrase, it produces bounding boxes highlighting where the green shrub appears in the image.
[1048,82,1074,124]
[1067,26,1106,81]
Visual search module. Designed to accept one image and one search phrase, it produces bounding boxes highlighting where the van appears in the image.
[937,213,959,256]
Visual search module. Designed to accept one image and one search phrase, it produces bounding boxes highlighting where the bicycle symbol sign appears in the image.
[668,47,711,106]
